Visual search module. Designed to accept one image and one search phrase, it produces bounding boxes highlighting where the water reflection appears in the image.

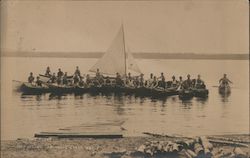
[195,97,208,105]
[219,93,231,103]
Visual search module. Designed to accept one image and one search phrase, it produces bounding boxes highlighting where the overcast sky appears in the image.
[1,0,249,54]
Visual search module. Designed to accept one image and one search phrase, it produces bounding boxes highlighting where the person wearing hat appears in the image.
[28,72,35,83]
[219,74,233,86]
[36,76,43,86]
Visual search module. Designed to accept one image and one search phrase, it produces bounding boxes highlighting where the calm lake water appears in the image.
[1,57,249,140]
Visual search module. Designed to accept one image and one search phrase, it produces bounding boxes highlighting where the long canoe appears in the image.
[47,84,75,94]
[18,82,182,98]
[219,84,231,95]
[20,82,49,94]
[192,88,209,98]
[178,89,194,99]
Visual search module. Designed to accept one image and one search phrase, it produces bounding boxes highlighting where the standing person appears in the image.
[45,66,51,76]
[63,72,68,85]
[219,74,233,86]
[139,73,144,87]
[57,68,64,78]
[146,73,154,87]
[74,66,81,76]
[28,72,35,83]
[158,72,166,89]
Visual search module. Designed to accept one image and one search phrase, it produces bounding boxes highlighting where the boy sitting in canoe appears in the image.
[195,75,206,89]
[36,76,43,87]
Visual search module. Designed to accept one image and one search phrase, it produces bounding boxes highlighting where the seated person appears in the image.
[105,76,111,85]
[45,66,51,77]
[150,76,159,89]
[36,76,43,86]
[49,73,57,83]
[115,73,124,86]
[171,76,178,88]
[195,75,206,89]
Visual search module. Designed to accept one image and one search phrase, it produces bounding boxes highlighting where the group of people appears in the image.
[27,66,232,90]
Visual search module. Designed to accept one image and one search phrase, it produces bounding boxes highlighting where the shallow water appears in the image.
[1,57,249,140]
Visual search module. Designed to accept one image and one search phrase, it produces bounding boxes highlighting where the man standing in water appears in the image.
[219,74,233,86]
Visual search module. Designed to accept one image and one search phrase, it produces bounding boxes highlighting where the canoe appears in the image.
[47,84,75,94]
[74,85,89,94]
[20,82,49,94]
[219,84,231,94]
[179,89,194,99]
[18,82,182,98]
[151,87,179,97]
[192,88,209,98]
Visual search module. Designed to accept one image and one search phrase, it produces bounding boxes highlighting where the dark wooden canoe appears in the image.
[219,84,231,95]
[47,84,75,94]
[192,88,209,98]
[152,87,179,97]
[179,89,194,99]
[20,82,49,94]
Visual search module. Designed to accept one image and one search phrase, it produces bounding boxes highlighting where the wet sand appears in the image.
[1,134,249,158]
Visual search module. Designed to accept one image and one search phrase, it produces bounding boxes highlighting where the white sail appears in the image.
[126,49,141,74]
[89,25,141,76]
[89,26,126,75]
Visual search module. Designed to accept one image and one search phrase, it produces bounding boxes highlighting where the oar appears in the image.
[12,80,24,83]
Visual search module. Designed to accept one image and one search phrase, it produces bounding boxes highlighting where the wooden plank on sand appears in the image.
[34,132,123,139]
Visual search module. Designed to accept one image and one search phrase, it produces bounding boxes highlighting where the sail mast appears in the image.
[122,24,127,76]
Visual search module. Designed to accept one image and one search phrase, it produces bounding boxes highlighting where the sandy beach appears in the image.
[1,134,249,158]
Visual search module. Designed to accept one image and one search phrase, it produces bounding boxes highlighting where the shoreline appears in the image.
[1,134,249,158]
